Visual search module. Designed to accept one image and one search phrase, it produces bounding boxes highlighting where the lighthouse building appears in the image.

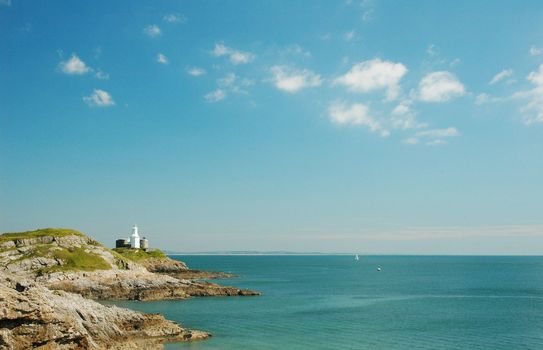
[130,225,140,249]
[115,225,150,250]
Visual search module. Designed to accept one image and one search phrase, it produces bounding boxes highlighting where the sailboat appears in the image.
[354,254,359,261]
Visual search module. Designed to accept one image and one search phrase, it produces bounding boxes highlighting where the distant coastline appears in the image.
[165,251,342,256]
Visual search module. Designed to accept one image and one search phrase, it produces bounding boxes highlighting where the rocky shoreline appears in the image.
[44,269,259,301]
[1,273,211,349]
[0,229,259,349]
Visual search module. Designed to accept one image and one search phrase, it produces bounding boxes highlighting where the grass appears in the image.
[113,248,166,261]
[9,243,111,273]
[1,228,112,273]
[40,246,111,273]
[9,244,112,274]
[0,228,85,244]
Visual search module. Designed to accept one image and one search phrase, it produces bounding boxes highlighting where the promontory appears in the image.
[0,228,259,349]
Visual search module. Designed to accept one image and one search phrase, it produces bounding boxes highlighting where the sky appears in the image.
[1,0,543,254]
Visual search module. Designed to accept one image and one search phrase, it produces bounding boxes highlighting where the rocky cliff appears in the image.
[0,273,209,350]
[0,228,259,349]
[0,228,259,301]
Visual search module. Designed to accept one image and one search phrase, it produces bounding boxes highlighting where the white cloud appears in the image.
[391,100,426,129]
[163,13,186,23]
[212,43,254,65]
[475,93,491,105]
[95,69,109,80]
[270,65,322,93]
[403,137,419,145]
[426,44,438,57]
[328,101,388,136]
[143,25,161,38]
[406,127,459,146]
[156,53,168,64]
[513,63,543,124]
[449,58,461,67]
[282,44,311,57]
[218,72,236,87]
[527,64,543,85]
[418,71,465,102]
[204,89,226,103]
[334,59,407,100]
[58,54,91,75]
[58,53,109,79]
[530,46,542,56]
[416,127,459,138]
[489,69,513,85]
[343,30,356,41]
[427,139,447,146]
[186,67,206,76]
[362,9,374,22]
[83,89,115,107]
[217,72,254,94]
[475,93,502,105]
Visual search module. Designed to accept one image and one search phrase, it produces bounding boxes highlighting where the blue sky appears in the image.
[1,0,543,254]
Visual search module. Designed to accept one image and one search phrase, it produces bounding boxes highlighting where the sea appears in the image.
[111,255,543,349]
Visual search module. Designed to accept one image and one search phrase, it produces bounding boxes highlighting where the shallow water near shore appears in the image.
[111,255,543,349]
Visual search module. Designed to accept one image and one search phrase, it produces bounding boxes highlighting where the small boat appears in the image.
[355,254,359,261]
[377,267,381,271]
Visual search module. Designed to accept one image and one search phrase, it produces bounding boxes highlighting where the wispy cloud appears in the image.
[156,53,168,64]
[204,89,226,103]
[391,100,426,130]
[406,127,459,145]
[212,43,254,65]
[83,89,115,107]
[512,63,543,124]
[269,65,322,93]
[143,25,161,38]
[416,127,459,138]
[328,101,389,136]
[308,224,543,242]
[426,44,438,57]
[475,93,502,105]
[343,30,356,41]
[219,72,253,92]
[489,69,513,85]
[58,54,91,75]
[530,45,542,56]
[95,69,109,80]
[418,71,465,102]
[163,13,186,23]
[186,67,206,76]
[403,137,419,145]
[281,44,311,57]
[334,59,407,100]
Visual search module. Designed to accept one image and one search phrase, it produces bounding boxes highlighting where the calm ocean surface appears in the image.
[112,255,543,349]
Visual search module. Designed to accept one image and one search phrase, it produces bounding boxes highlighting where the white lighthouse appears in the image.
[130,225,140,249]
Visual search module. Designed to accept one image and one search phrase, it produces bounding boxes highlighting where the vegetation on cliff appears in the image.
[0,228,260,300]
[0,227,259,349]
[113,247,167,261]
[0,228,126,274]
[0,228,85,245]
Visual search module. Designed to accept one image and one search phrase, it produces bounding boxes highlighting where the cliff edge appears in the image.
[0,228,259,349]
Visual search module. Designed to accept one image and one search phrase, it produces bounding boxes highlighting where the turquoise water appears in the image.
[113,256,543,349]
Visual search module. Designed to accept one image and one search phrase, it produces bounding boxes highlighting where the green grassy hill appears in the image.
[112,247,167,261]
[0,228,85,244]
[0,228,116,274]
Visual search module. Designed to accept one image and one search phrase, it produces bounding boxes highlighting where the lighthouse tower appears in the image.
[130,225,140,249]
